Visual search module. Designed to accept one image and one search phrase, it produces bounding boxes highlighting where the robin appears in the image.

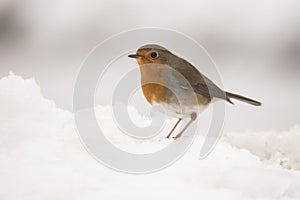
[128,44,261,139]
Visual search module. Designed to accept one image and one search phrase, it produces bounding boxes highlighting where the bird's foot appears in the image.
[173,133,183,140]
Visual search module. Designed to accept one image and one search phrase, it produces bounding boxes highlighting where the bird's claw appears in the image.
[172,134,182,140]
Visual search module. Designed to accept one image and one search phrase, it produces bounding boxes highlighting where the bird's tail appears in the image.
[225,91,261,106]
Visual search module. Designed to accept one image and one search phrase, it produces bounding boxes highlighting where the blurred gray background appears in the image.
[0,0,299,132]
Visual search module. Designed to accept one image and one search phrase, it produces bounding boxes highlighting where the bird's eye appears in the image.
[150,51,158,59]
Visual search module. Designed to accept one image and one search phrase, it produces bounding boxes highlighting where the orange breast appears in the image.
[142,84,167,104]
[139,63,169,105]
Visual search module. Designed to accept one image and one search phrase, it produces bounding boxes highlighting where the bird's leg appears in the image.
[173,113,197,140]
[166,118,182,139]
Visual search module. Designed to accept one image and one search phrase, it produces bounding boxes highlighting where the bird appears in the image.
[128,44,261,139]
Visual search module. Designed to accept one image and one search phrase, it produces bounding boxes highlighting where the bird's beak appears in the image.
[128,54,142,59]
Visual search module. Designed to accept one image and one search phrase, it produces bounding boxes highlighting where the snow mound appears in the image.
[0,73,299,200]
[225,126,300,170]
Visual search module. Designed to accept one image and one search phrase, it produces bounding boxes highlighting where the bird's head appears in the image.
[128,44,172,66]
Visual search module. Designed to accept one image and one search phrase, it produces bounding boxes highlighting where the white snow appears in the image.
[225,126,300,170]
[0,73,300,200]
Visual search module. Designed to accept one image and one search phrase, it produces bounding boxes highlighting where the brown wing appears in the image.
[169,55,228,102]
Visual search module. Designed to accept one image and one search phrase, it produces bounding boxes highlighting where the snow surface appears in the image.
[0,73,300,200]
[225,126,300,171]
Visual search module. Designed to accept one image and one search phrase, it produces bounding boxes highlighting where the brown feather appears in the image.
[226,92,262,106]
